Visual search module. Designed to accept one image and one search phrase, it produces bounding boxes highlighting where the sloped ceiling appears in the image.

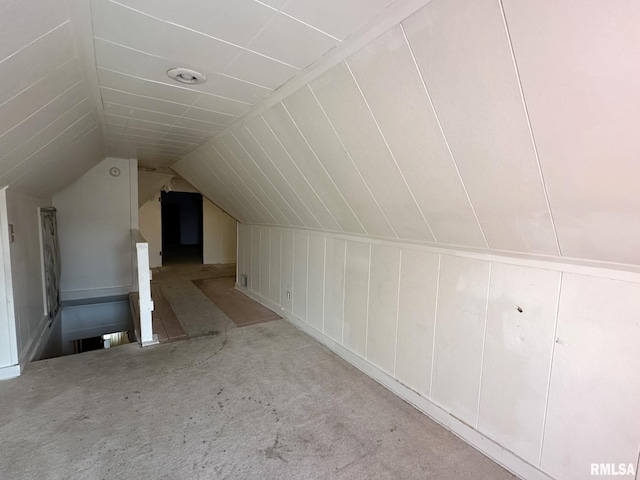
[1,0,639,266]
[0,0,104,198]
[174,0,640,267]
[92,0,405,168]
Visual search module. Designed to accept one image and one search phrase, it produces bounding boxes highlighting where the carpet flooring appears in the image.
[0,320,514,480]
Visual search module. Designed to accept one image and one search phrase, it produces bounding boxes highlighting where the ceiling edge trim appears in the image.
[206,0,435,144]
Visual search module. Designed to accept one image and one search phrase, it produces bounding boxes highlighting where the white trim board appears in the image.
[0,364,20,381]
[237,225,640,283]
[61,284,133,301]
[235,283,554,480]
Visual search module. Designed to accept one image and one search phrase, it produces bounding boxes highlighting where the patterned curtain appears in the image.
[40,207,61,322]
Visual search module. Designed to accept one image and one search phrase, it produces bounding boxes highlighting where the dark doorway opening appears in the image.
[161,191,203,265]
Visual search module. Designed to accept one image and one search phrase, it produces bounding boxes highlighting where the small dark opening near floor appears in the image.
[161,191,203,265]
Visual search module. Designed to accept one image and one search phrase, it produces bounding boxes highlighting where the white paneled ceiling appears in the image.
[0,0,104,197]
[173,0,640,267]
[90,0,399,168]
[2,0,640,267]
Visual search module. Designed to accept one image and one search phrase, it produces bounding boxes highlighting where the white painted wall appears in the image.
[138,180,237,267]
[0,189,19,379]
[236,224,640,480]
[5,190,51,368]
[203,198,237,265]
[138,193,162,268]
[53,157,138,300]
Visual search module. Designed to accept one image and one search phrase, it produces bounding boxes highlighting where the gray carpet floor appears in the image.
[0,319,513,479]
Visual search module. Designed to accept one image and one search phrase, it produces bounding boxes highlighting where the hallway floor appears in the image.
[0,266,515,480]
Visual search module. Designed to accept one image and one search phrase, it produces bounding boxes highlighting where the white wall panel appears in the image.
[268,229,281,305]
[366,245,401,375]
[343,240,370,358]
[259,228,270,299]
[236,224,245,277]
[306,234,325,332]
[395,249,439,398]
[250,226,261,292]
[403,0,558,255]
[347,26,486,249]
[283,87,393,238]
[242,224,252,281]
[280,230,294,313]
[236,225,640,480]
[6,191,50,365]
[323,237,345,343]
[53,158,136,300]
[541,274,640,479]
[503,0,640,265]
[245,115,339,231]
[478,263,560,464]
[262,104,364,233]
[292,232,308,322]
[310,63,433,242]
[432,255,490,427]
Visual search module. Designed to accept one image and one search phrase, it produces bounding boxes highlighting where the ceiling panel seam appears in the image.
[222,132,305,226]
[0,21,70,65]
[257,113,344,233]
[305,84,397,238]
[210,142,280,225]
[344,60,437,243]
[192,152,254,223]
[208,0,435,141]
[280,100,368,235]
[242,125,325,230]
[0,98,90,167]
[196,147,263,223]
[399,23,489,250]
[0,79,83,142]
[97,64,255,106]
[205,142,272,224]
[230,131,307,227]
[497,0,561,256]
[1,112,95,183]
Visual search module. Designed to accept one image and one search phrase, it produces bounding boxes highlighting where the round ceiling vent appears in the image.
[167,68,206,85]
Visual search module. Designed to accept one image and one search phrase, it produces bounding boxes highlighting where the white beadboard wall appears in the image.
[236,224,640,480]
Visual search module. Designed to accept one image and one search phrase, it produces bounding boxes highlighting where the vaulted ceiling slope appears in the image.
[2,0,639,267]
[0,0,104,198]
[1,0,407,197]
[173,0,640,267]
[92,0,402,168]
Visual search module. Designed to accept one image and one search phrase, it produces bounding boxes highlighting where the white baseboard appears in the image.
[235,284,555,480]
[0,364,20,380]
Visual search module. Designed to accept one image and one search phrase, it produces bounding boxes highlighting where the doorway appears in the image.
[161,191,203,265]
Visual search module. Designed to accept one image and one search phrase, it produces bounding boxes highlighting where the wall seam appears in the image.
[475,261,492,428]
[393,249,403,376]
[538,272,563,466]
